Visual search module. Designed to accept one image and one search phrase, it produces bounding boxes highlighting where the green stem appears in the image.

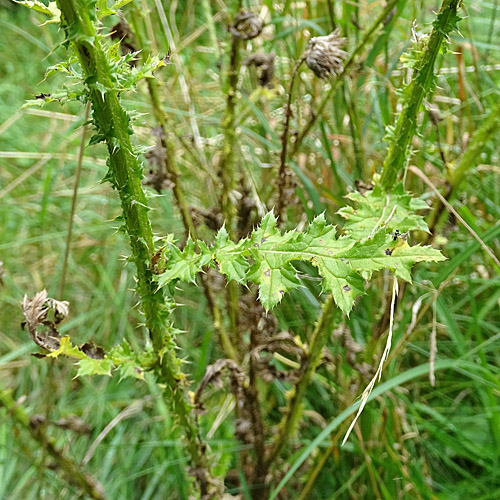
[265,296,339,468]
[427,97,500,236]
[0,390,106,500]
[54,0,219,496]
[380,0,461,189]
[451,97,500,187]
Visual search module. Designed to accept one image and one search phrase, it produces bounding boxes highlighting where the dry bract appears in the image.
[230,11,264,40]
[304,29,348,79]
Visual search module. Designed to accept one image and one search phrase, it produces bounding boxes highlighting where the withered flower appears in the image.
[230,11,264,40]
[304,29,348,79]
[243,52,275,87]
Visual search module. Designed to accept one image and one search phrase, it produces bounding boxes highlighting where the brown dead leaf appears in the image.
[80,341,105,359]
[194,359,247,409]
[21,290,69,352]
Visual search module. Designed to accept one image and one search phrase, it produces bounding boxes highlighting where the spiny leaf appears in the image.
[77,357,113,377]
[247,261,301,310]
[338,184,429,240]
[108,341,145,380]
[157,238,204,285]
[14,0,61,23]
[338,232,445,282]
[213,226,249,283]
[158,189,445,314]
[97,0,134,19]
[46,336,85,359]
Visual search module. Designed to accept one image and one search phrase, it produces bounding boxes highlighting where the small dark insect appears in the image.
[385,249,393,256]
[393,229,400,241]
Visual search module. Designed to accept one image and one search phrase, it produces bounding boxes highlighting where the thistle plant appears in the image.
[10,0,466,498]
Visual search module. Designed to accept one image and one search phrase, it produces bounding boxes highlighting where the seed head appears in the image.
[304,29,348,79]
[230,11,264,40]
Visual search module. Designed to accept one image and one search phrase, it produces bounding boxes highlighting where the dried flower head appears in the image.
[243,52,275,87]
[304,29,348,79]
[230,11,264,40]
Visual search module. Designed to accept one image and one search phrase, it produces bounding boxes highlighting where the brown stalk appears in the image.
[276,56,305,223]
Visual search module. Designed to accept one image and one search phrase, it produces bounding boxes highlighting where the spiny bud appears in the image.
[230,11,264,40]
[304,29,348,79]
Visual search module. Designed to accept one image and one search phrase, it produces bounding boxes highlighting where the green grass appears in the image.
[1,0,500,499]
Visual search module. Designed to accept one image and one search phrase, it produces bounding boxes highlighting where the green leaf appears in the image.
[212,226,249,283]
[247,260,301,310]
[97,0,134,19]
[157,238,203,286]
[108,341,145,380]
[14,0,60,23]
[338,184,429,240]
[157,188,445,313]
[77,357,113,377]
[340,232,446,282]
[46,336,85,360]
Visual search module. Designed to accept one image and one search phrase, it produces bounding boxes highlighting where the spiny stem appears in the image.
[374,0,462,338]
[265,296,339,468]
[0,390,106,500]
[54,0,219,495]
[380,0,461,189]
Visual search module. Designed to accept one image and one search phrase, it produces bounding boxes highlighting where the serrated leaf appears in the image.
[77,357,113,377]
[338,232,445,282]
[157,199,445,313]
[108,341,144,380]
[338,184,429,240]
[46,336,85,359]
[157,238,202,285]
[14,0,60,22]
[213,226,249,283]
[43,58,76,80]
[247,261,301,310]
[97,0,134,18]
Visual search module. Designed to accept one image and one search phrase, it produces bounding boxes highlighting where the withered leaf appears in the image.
[81,341,105,359]
[21,290,68,352]
[194,359,247,407]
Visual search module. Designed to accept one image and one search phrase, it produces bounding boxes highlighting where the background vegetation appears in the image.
[0,0,499,499]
